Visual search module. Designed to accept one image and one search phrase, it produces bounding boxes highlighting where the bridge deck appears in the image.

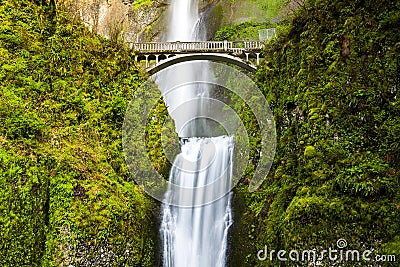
[129,40,264,54]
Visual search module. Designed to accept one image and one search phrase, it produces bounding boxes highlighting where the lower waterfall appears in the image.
[160,136,234,267]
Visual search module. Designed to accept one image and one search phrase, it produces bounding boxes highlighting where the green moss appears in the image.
[212,0,284,27]
[133,0,152,10]
[0,0,158,265]
[228,0,400,265]
[304,145,316,158]
[214,21,274,41]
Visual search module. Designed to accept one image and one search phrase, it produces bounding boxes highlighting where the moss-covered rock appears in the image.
[228,0,400,266]
[0,0,159,265]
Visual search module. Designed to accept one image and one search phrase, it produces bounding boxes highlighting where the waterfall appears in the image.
[159,0,234,266]
[161,136,233,267]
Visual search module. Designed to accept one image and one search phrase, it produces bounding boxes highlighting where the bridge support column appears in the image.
[134,55,138,62]
[256,53,260,65]
[155,54,159,64]
[145,55,149,68]
[245,53,250,62]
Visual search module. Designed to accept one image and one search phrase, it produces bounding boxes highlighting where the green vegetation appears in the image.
[212,0,284,25]
[214,21,274,41]
[228,0,400,266]
[0,0,158,265]
[206,0,284,39]
[133,0,153,9]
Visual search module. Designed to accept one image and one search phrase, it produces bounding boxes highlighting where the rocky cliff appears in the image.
[58,0,169,42]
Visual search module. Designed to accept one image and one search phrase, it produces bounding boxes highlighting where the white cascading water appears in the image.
[161,136,234,267]
[159,0,234,267]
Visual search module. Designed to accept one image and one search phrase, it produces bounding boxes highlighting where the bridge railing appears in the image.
[129,40,264,54]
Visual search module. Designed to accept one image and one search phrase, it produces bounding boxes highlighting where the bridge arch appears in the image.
[146,53,257,75]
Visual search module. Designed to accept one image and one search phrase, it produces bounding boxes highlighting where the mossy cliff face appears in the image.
[0,0,159,265]
[227,0,400,266]
[204,0,284,39]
